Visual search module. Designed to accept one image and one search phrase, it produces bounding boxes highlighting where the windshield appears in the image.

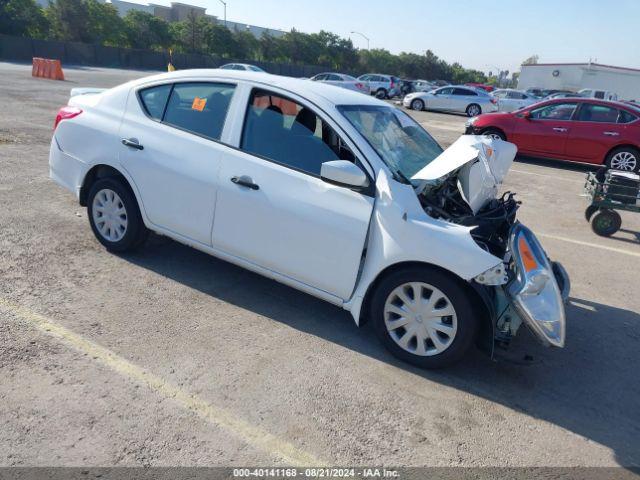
[338,105,443,180]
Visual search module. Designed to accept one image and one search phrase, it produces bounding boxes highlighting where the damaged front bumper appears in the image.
[505,223,569,347]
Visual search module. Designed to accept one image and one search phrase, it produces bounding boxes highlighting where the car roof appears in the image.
[127,69,385,107]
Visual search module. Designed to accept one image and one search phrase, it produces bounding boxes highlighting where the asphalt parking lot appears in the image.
[1,62,639,468]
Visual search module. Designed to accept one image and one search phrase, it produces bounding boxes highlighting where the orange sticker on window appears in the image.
[192,97,207,111]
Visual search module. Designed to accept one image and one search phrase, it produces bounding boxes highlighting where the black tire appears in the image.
[466,104,482,117]
[411,99,425,111]
[87,177,149,252]
[371,266,478,369]
[591,209,621,237]
[605,146,640,173]
[375,88,388,99]
[481,128,506,141]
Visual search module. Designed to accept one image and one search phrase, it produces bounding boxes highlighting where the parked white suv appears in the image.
[357,74,401,99]
[49,70,569,368]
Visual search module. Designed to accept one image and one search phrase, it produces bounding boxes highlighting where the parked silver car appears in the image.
[219,63,265,72]
[403,85,498,116]
[310,72,370,95]
[357,73,401,99]
[491,89,538,112]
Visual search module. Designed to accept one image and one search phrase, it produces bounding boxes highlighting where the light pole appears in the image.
[350,31,370,50]
[218,0,227,27]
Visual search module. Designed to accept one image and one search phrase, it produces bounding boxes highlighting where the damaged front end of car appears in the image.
[411,135,570,356]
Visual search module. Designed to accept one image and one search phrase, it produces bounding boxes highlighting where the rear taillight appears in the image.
[356,82,364,89]
[54,106,82,130]
[390,79,395,88]
[490,98,498,105]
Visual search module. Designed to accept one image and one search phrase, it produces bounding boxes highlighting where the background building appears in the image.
[518,62,640,100]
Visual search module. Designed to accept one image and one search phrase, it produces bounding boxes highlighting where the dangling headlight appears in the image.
[507,223,566,347]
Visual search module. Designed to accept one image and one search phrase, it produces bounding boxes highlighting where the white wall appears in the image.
[518,64,640,100]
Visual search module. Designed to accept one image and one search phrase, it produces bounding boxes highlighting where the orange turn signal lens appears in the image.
[518,236,539,273]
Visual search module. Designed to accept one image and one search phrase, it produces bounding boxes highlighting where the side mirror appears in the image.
[320,160,369,190]
[522,110,532,120]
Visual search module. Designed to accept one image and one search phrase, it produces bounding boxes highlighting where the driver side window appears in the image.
[241,89,356,176]
[530,102,577,120]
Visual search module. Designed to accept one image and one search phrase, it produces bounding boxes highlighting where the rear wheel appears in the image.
[371,266,478,369]
[87,177,148,252]
[591,209,621,237]
[606,147,639,172]
[375,88,388,99]
[411,99,425,111]
[466,104,481,117]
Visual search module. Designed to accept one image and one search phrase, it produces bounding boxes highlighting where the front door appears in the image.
[211,88,375,300]
[512,102,578,156]
[430,87,454,110]
[119,81,237,245]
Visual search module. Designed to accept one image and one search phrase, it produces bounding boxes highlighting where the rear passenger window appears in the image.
[163,82,235,140]
[576,104,619,123]
[241,89,355,176]
[139,84,172,120]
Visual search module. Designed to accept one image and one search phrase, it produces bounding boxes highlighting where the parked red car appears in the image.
[465,82,495,92]
[465,98,640,172]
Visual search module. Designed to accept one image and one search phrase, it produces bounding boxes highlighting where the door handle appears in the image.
[122,138,144,150]
[603,131,620,136]
[231,176,260,191]
[552,127,568,133]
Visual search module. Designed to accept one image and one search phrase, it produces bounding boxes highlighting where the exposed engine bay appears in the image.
[411,135,521,258]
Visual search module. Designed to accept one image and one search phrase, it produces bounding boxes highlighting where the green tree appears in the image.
[258,31,285,62]
[0,0,49,38]
[46,0,91,42]
[231,28,259,60]
[86,0,125,45]
[124,10,172,50]
[170,12,211,54]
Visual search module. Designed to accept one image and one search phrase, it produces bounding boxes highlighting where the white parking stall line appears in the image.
[510,168,584,184]
[538,233,640,258]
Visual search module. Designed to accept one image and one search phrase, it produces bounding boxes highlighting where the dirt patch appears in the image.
[0,129,22,144]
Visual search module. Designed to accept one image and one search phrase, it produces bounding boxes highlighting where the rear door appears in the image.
[512,102,578,156]
[119,81,236,245]
[564,103,633,163]
[452,88,478,113]
[211,87,375,301]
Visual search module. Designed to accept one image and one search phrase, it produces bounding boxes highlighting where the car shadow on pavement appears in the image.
[123,234,640,468]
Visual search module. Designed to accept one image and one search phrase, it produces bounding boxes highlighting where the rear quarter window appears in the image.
[139,84,172,120]
[619,110,638,124]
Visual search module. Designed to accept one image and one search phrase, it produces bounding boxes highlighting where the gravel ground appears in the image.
[0,62,639,469]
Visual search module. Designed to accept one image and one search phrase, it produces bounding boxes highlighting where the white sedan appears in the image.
[403,85,498,116]
[309,72,370,95]
[491,89,539,112]
[49,69,569,368]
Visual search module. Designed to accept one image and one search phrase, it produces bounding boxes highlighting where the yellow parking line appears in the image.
[538,233,640,258]
[0,298,323,466]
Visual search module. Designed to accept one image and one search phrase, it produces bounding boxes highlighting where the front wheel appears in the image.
[591,209,621,237]
[411,99,425,111]
[482,128,505,141]
[371,267,478,369]
[466,104,481,117]
[87,177,148,252]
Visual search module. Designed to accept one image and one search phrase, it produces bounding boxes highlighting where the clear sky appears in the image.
[123,0,640,74]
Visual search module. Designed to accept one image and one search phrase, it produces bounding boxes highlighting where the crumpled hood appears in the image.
[411,135,518,214]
